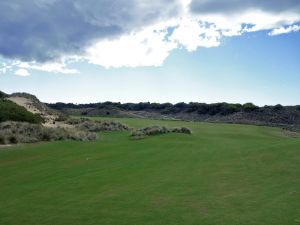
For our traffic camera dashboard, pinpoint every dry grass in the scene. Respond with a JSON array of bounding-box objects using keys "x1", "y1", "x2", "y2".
[
  {"x1": 66, "y1": 118, "x2": 130, "y2": 132},
  {"x1": 0, "y1": 121, "x2": 97, "y2": 145}
]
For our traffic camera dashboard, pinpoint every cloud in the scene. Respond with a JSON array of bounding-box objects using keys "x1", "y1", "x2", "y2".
[
  {"x1": 0, "y1": 0, "x2": 181, "y2": 62},
  {"x1": 0, "y1": 58, "x2": 79, "y2": 75},
  {"x1": 0, "y1": 0, "x2": 300, "y2": 71},
  {"x1": 85, "y1": 22, "x2": 177, "y2": 68},
  {"x1": 0, "y1": 62, "x2": 11, "y2": 74},
  {"x1": 15, "y1": 68, "x2": 30, "y2": 77},
  {"x1": 15, "y1": 61, "x2": 79, "y2": 74},
  {"x1": 189, "y1": 0, "x2": 300, "y2": 33},
  {"x1": 84, "y1": 17, "x2": 221, "y2": 68},
  {"x1": 269, "y1": 24, "x2": 300, "y2": 36},
  {"x1": 170, "y1": 18, "x2": 221, "y2": 51},
  {"x1": 189, "y1": 0, "x2": 300, "y2": 15}
]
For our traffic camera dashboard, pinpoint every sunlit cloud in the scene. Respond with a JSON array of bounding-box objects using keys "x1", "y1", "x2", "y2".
[
  {"x1": 269, "y1": 24, "x2": 300, "y2": 36},
  {"x1": 15, "y1": 68, "x2": 30, "y2": 77}
]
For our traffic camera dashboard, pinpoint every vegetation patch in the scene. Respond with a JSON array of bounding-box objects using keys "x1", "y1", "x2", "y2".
[
  {"x1": 0, "y1": 121, "x2": 97, "y2": 145},
  {"x1": 131, "y1": 125, "x2": 192, "y2": 139},
  {"x1": 66, "y1": 118, "x2": 130, "y2": 132},
  {"x1": 0, "y1": 91, "x2": 8, "y2": 99}
]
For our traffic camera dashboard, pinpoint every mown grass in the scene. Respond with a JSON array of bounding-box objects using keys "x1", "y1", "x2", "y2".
[{"x1": 0, "y1": 117, "x2": 299, "y2": 225}]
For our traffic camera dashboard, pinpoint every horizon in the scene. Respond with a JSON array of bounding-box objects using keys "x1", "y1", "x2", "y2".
[{"x1": 0, "y1": 1, "x2": 299, "y2": 105}]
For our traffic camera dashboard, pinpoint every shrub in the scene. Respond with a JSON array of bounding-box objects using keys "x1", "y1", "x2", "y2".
[
  {"x1": 9, "y1": 136, "x2": 18, "y2": 144},
  {"x1": 219, "y1": 103, "x2": 242, "y2": 115},
  {"x1": 186, "y1": 102, "x2": 200, "y2": 113},
  {"x1": 55, "y1": 113, "x2": 69, "y2": 122},
  {"x1": 77, "y1": 120, "x2": 129, "y2": 132},
  {"x1": 131, "y1": 126, "x2": 192, "y2": 138},
  {"x1": 171, "y1": 127, "x2": 192, "y2": 134},
  {"x1": 67, "y1": 118, "x2": 130, "y2": 132},
  {"x1": 242, "y1": 103, "x2": 259, "y2": 112},
  {"x1": 0, "y1": 136, "x2": 5, "y2": 145},
  {"x1": 273, "y1": 104, "x2": 284, "y2": 111},
  {"x1": 197, "y1": 103, "x2": 210, "y2": 114}
]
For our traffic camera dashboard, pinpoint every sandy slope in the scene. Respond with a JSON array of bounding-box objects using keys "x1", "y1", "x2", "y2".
[
  {"x1": 7, "y1": 96, "x2": 41, "y2": 114},
  {"x1": 7, "y1": 96, "x2": 71, "y2": 128}
]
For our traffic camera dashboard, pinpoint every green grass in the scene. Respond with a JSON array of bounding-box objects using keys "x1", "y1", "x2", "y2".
[{"x1": 0, "y1": 117, "x2": 299, "y2": 225}]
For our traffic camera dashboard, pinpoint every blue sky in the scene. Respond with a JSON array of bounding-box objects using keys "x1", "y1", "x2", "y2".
[{"x1": 0, "y1": 0, "x2": 299, "y2": 105}]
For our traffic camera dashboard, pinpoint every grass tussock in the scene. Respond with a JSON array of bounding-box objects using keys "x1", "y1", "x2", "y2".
[
  {"x1": 131, "y1": 125, "x2": 192, "y2": 139},
  {"x1": 0, "y1": 121, "x2": 97, "y2": 145},
  {"x1": 66, "y1": 118, "x2": 130, "y2": 132}
]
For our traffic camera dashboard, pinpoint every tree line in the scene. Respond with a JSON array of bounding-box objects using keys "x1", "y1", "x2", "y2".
[{"x1": 48, "y1": 101, "x2": 297, "y2": 116}]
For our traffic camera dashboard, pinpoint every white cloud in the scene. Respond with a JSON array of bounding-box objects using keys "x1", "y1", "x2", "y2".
[
  {"x1": 269, "y1": 24, "x2": 300, "y2": 36},
  {"x1": 15, "y1": 68, "x2": 30, "y2": 77},
  {"x1": 83, "y1": 4, "x2": 300, "y2": 68},
  {"x1": 15, "y1": 61, "x2": 79, "y2": 74},
  {"x1": 85, "y1": 22, "x2": 178, "y2": 68},
  {"x1": 191, "y1": 10, "x2": 300, "y2": 34},
  {"x1": 170, "y1": 18, "x2": 219, "y2": 51}
]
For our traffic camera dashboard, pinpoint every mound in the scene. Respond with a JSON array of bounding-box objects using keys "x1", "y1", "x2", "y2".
[
  {"x1": 7, "y1": 92, "x2": 68, "y2": 127},
  {"x1": 0, "y1": 99, "x2": 43, "y2": 124}
]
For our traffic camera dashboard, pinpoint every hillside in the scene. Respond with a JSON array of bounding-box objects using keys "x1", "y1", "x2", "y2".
[
  {"x1": 7, "y1": 93, "x2": 68, "y2": 127},
  {"x1": 0, "y1": 91, "x2": 43, "y2": 124},
  {"x1": 48, "y1": 102, "x2": 300, "y2": 129}
]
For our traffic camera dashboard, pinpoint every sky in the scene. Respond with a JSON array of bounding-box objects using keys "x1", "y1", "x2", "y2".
[{"x1": 0, "y1": 0, "x2": 299, "y2": 105}]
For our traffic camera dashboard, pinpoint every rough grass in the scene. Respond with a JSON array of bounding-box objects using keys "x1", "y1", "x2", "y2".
[
  {"x1": 0, "y1": 121, "x2": 97, "y2": 144},
  {"x1": 67, "y1": 118, "x2": 130, "y2": 132},
  {"x1": 0, "y1": 117, "x2": 299, "y2": 225}
]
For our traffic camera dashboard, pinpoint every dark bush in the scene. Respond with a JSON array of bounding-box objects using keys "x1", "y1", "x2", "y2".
[
  {"x1": 0, "y1": 136, "x2": 5, "y2": 145},
  {"x1": 0, "y1": 91, "x2": 8, "y2": 99},
  {"x1": 219, "y1": 103, "x2": 242, "y2": 115},
  {"x1": 242, "y1": 103, "x2": 259, "y2": 112},
  {"x1": 9, "y1": 136, "x2": 18, "y2": 144},
  {"x1": 186, "y1": 102, "x2": 200, "y2": 113},
  {"x1": 171, "y1": 127, "x2": 192, "y2": 134},
  {"x1": 273, "y1": 104, "x2": 284, "y2": 111},
  {"x1": 197, "y1": 103, "x2": 210, "y2": 114}
]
